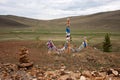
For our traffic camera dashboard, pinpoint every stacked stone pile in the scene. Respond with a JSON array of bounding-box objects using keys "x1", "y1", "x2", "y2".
[{"x1": 18, "y1": 47, "x2": 33, "y2": 68}]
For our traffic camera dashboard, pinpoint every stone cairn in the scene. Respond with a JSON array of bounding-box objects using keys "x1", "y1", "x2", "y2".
[{"x1": 18, "y1": 47, "x2": 33, "y2": 68}]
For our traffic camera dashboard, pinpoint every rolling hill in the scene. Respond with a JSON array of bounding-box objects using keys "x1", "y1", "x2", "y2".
[
  {"x1": 50, "y1": 10, "x2": 120, "y2": 31},
  {"x1": 0, "y1": 10, "x2": 120, "y2": 32},
  {"x1": 0, "y1": 15, "x2": 30, "y2": 28}
]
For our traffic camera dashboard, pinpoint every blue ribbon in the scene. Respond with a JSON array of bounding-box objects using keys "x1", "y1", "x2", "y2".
[{"x1": 66, "y1": 27, "x2": 70, "y2": 33}]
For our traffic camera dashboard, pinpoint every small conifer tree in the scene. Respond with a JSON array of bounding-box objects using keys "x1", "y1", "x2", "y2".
[{"x1": 103, "y1": 33, "x2": 112, "y2": 52}]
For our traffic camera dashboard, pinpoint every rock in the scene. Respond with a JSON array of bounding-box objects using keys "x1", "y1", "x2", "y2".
[
  {"x1": 58, "y1": 75, "x2": 69, "y2": 80},
  {"x1": 71, "y1": 72, "x2": 81, "y2": 79},
  {"x1": 18, "y1": 62, "x2": 33, "y2": 68},
  {"x1": 60, "y1": 64, "x2": 66, "y2": 75},
  {"x1": 38, "y1": 76, "x2": 45, "y2": 80},
  {"x1": 1, "y1": 71, "x2": 8, "y2": 78},
  {"x1": 80, "y1": 76, "x2": 86, "y2": 80},
  {"x1": 91, "y1": 71, "x2": 100, "y2": 77},
  {"x1": 82, "y1": 70, "x2": 92, "y2": 78},
  {"x1": 114, "y1": 68, "x2": 120, "y2": 73},
  {"x1": 106, "y1": 69, "x2": 113, "y2": 75},
  {"x1": 66, "y1": 77, "x2": 74, "y2": 80},
  {"x1": 10, "y1": 64, "x2": 18, "y2": 71},
  {"x1": 60, "y1": 70, "x2": 66, "y2": 75},
  {"x1": 32, "y1": 78, "x2": 37, "y2": 80},
  {"x1": 94, "y1": 76, "x2": 105, "y2": 80},
  {"x1": 108, "y1": 77, "x2": 112, "y2": 80},
  {"x1": 99, "y1": 72, "x2": 106, "y2": 78},
  {"x1": 110, "y1": 69, "x2": 118, "y2": 76},
  {"x1": 61, "y1": 64, "x2": 66, "y2": 70}
]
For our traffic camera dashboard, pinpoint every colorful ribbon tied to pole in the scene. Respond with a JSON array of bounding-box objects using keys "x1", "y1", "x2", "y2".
[{"x1": 66, "y1": 27, "x2": 70, "y2": 41}]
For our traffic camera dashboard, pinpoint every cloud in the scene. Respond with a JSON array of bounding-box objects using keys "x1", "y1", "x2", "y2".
[
  {"x1": 0, "y1": 0, "x2": 8, "y2": 4},
  {"x1": 0, "y1": 0, "x2": 120, "y2": 20},
  {"x1": 81, "y1": 0, "x2": 120, "y2": 15}
]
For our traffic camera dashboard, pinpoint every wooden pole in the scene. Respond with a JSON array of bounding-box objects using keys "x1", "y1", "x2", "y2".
[
  {"x1": 67, "y1": 18, "x2": 70, "y2": 26},
  {"x1": 66, "y1": 18, "x2": 71, "y2": 53}
]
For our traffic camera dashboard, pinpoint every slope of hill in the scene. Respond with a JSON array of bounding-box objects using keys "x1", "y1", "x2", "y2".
[
  {"x1": 3, "y1": 15, "x2": 47, "y2": 27},
  {"x1": 0, "y1": 15, "x2": 48, "y2": 30},
  {"x1": 0, "y1": 16, "x2": 29, "y2": 28},
  {"x1": 0, "y1": 10, "x2": 120, "y2": 31},
  {"x1": 50, "y1": 10, "x2": 120, "y2": 31}
]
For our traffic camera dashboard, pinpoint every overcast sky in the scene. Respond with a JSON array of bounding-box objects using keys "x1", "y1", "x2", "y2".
[{"x1": 0, "y1": 0, "x2": 120, "y2": 20}]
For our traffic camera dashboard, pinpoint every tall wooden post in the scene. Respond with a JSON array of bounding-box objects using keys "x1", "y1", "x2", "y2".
[{"x1": 66, "y1": 18, "x2": 71, "y2": 53}]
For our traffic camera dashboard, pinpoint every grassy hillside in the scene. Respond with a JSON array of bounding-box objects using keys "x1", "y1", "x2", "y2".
[
  {"x1": 0, "y1": 15, "x2": 29, "y2": 28},
  {"x1": 50, "y1": 10, "x2": 120, "y2": 32},
  {"x1": 0, "y1": 10, "x2": 120, "y2": 32}
]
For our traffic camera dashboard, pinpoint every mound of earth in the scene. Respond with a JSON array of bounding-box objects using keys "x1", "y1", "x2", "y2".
[{"x1": 0, "y1": 40, "x2": 119, "y2": 71}]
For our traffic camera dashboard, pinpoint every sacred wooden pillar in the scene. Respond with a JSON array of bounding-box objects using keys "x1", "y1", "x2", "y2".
[{"x1": 66, "y1": 18, "x2": 71, "y2": 53}]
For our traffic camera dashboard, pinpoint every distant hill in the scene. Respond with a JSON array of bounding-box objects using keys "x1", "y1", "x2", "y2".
[
  {"x1": 0, "y1": 10, "x2": 120, "y2": 31},
  {"x1": 0, "y1": 15, "x2": 29, "y2": 28},
  {"x1": 50, "y1": 10, "x2": 120, "y2": 31}
]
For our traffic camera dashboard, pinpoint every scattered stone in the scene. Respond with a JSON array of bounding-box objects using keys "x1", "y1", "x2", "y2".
[{"x1": 0, "y1": 64, "x2": 119, "y2": 80}]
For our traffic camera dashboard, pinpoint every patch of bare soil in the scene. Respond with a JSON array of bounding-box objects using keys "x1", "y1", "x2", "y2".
[
  {"x1": 0, "y1": 41, "x2": 120, "y2": 80},
  {"x1": 0, "y1": 40, "x2": 119, "y2": 71}
]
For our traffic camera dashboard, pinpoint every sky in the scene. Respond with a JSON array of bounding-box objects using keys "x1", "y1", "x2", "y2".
[{"x1": 0, "y1": 0, "x2": 120, "y2": 20}]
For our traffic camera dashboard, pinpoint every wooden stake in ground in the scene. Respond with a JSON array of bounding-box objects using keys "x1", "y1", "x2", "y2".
[{"x1": 66, "y1": 18, "x2": 71, "y2": 53}]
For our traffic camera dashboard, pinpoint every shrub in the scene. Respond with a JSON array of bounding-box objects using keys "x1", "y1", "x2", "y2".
[{"x1": 103, "y1": 33, "x2": 112, "y2": 52}]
